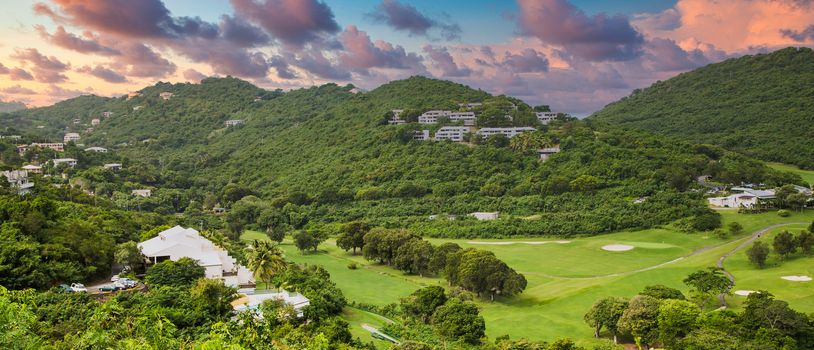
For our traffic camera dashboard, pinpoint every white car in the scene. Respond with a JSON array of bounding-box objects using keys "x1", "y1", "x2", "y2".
[
  {"x1": 111, "y1": 274, "x2": 120, "y2": 282},
  {"x1": 70, "y1": 283, "x2": 88, "y2": 293}
]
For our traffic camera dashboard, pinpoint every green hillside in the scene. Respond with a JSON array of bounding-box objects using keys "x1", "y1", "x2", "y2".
[
  {"x1": 0, "y1": 100, "x2": 25, "y2": 113},
  {"x1": 0, "y1": 76, "x2": 800, "y2": 238},
  {"x1": 591, "y1": 47, "x2": 814, "y2": 169}
]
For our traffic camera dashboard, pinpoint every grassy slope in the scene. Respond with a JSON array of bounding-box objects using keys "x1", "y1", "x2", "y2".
[
  {"x1": 768, "y1": 162, "x2": 814, "y2": 186},
  {"x1": 244, "y1": 210, "x2": 814, "y2": 345}
]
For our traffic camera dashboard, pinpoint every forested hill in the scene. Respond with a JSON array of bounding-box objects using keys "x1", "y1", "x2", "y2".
[
  {"x1": 0, "y1": 100, "x2": 26, "y2": 113},
  {"x1": 0, "y1": 76, "x2": 801, "y2": 237},
  {"x1": 591, "y1": 47, "x2": 814, "y2": 169}
]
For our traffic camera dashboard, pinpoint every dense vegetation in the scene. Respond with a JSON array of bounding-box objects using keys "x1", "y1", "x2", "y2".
[
  {"x1": 591, "y1": 47, "x2": 814, "y2": 169},
  {"x1": 0, "y1": 100, "x2": 25, "y2": 113}
]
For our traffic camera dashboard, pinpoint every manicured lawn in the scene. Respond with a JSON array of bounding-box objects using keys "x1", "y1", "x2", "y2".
[
  {"x1": 768, "y1": 162, "x2": 814, "y2": 185},
  {"x1": 342, "y1": 307, "x2": 395, "y2": 348},
  {"x1": 241, "y1": 210, "x2": 814, "y2": 346}
]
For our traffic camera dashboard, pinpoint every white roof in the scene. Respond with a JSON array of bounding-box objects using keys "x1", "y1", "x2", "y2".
[
  {"x1": 232, "y1": 290, "x2": 310, "y2": 312},
  {"x1": 22, "y1": 165, "x2": 41, "y2": 170},
  {"x1": 137, "y1": 226, "x2": 250, "y2": 276}
]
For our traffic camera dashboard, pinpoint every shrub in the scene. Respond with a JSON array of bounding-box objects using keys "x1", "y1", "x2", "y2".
[
  {"x1": 777, "y1": 209, "x2": 791, "y2": 217},
  {"x1": 347, "y1": 262, "x2": 358, "y2": 270}
]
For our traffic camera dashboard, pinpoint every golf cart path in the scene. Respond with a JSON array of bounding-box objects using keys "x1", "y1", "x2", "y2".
[
  {"x1": 362, "y1": 323, "x2": 400, "y2": 344},
  {"x1": 522, "y1": 222, "x2": 806, "y2": 281}
]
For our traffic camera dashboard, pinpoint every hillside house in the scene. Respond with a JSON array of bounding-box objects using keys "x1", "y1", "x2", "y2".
[
  {"x1": 232, "y1": 290, "x2": 310, "y2": 318},
  {"x1": 413, "y1": 130, "x2": 430, "y2": 141},
  {"x1": 22, "y1": 164, "x2": 42, "y2": 174},
  {"x1": 0, "y1": 135, "x2": 22, "y2": 140},
  {"x1": 225, "y1": 119, "x2": 244, "y2": 127},
  {"x1": 159, "y1": 92, "x2": 174, "y2": 100},
  {"x1": 708, "y1": 193, "x2": 757, "y2": 208},
  {"x1": 102, "y1": 111, "x2": 113, "y2": 118},
  {"x1": 388, "y1": 109, "x2": 406, "y2": 125},
  {"x1": 1, "y1": 170, "x2": 34, "y2": 195},
  {"x1": 17, "y1": 143, "x2": 64, "y2": 155},
  {"x1": 72, "y1": 118, "x2": 81, "y2": 124},
  {"x1": 212, "y1": 207, "x2": 226, "y2": 214},
  {"x1": 85, "y1": 128, "x2": 95, "y2": 133},
  {"x1": 133, "y1": 106, "x2": 143, "y2": 111},
  {"x1": 449, "y1": 111, "x2": 476, "y2": 126},
  {"x1": 731, "y1": 187, "x2": 776, "y2": 200},
  {"x1": 104, "y1": 163, "x2": 122, "y2": 171},
  {"x1": 435, "y1": 126, "x2": 470, "y2": 142},
  {"x1": 138, "y1": 226, "x2": 255, "y2": 287},
  {"x1": 132, "y1": 189, "x2": 152, "y2": 197},
  {"x1": 469, "y1": 212, "x2": 499, "y2": 220},
  {"x1": 52, "y1": 158, "x2": 77, "y2": 167},
  {"x1": 537, "y1": 146, "x2": 561, "y2": 161},
  {"x1": 535, "y1": 112, "x2": 558, "y2": 125},
  {"x1": 793, "y1": 185, "x2": 813, "y2": 195},
  {"x1": 459, "y1": 103, "x2": 482, "y2": 110},
  {"x1": 418, "y1": 110, "x2": 448, "y2": 124},
  {"x1": 476, "y1": 127, "x2": 536, "y2": 138},
  {"x1": 63, "y1": 133, "x2": 81, "y2": 142},
  {"x1": 91, "y1": 119, "x2": 101, "y2": 126},
  {"x1": 85, "y1": 146, "x2": 108, "y2": 153}
]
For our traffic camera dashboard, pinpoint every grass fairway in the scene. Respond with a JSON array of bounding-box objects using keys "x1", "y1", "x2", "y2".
[
  {"x1": 241, "y1": 210, "x2": 814, "y2": 345},
  {"x1": 768, "y1": 162, "x2": 814, "y2": 185}
]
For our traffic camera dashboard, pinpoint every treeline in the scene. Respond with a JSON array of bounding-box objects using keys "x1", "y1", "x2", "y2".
[{"x1": 747, "y1": 222, "x2": 814, "y2": 268}]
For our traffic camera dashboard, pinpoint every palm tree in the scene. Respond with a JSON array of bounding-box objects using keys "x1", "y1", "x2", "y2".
[{"x1": 247, "y1": 240, "x2": 287, "y2": 291}]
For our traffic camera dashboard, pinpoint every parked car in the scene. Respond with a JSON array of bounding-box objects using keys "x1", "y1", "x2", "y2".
[
  {"x1": 111, "y1": 274, "x2": 120, "y2": 282},
  {"x1": 119, "y1": 278, "x2": 138, "y2": 289},
  {"x1": 99, "y1": 284, "x2": 119, "y2": 292},
  {"x1": 70, "y1": 283, "x2": 87, "y2": 293},
  {"x1": 58, "y1": 284, "x2": 71, "y2": 293}
]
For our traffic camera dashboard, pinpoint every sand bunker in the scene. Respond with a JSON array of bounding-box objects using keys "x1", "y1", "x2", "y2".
[
  {"x1": 781, "y1": 276, "x2": 812, "y2": 282},
  {"x1": 734, "y1": 290, "x2": 756, "y2": 296},
  {"x1": 602, "y1": 244, "x2": 635, "y2": 252},
  {"x1": 467, "y1": 240, "x2": 570, "y2": 245}
]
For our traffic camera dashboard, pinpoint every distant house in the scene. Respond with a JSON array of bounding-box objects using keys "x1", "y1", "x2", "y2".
[
  {"x1": 448, "y1": 111, "x2": 476, "y2": 126},
  {"x1": 476, "y1": 127, "x2": 536, "y2": 138},
  {"x1": 0, "y1": 135, "x2": 22, "y2": 140},
  {"x1": 102, "y1": 111, "x2": 113, "y2": 118},
  {"x1": 91, "y1": 118, "x2": 101, "y2": 126},
  {"x1": 469, "y1": 212, "x2": 499, "y2": 220},
  {"x1": 159, "y1": 92, "x2": 174, "y2": 100},
  {"x1": 708, "y1": 193, "x2": 758, "y2": 208},
  {"x1": 212, "y1": 207, "x2": 226, "y2": 214},
  {"x1": 224, "y1": 119, "x2": 244, "y2": 127},
  {"x1": 458, "y1": 102, "x2": 482, "y2": 110},
  {"x1": 131, "y1": 189, "x2": 152, "y2": 197},
  {"x1": 413, "y1": 130, "x2": 430, "y2": 141},
  {"x1": 231, "y1": 290, "x2": 310, "y2": 318},
  {"x1": 72, "y1": 118, "x2": 81, "y2": 124},
  {"x1": 793, "y1": 185, "x2": 813, "y2": 195},
  {"x1": 133, "y1": 106, "x2": 143, "y2": 111},
  {"x1": 388, "y1": 109, "x2": 406, "y2": 125},
  {"x1": 138, "y1": 226, "x2": 255, "y2": 287},
  {"x1": 85, "y1": 128, "x2": 95, "y2": 133},
  {"x1": 535, "y1": 112, "x2": 558, "y2": 125},
  {"x1": 18, "y1": 143, "x2": 65, "y2": 155},
  {"x1": 63, "y1": 133, "x2": 81, "y2": 142},
  {"x1": 52, "y1": 158, "x2": 78, "y2": 167},
  {"x1": 103, "y1": 163, "x2": 122, "y2": 171},
  {"x1": 730, "y1": 187, "x2": 776, "y2": 200},
  {"x1": 1, "y1": 170, "x2": 34, "y2": 195},
  {"x1": 253, "y1": 96, "x2": 263, "y2": 102},
  {"x1": 537, "y1": 146, "x2": 561, "y2": 161},
  {"x1": 22, "y1": 164, "x2": 42, "y2": 174},
  {"x1": 85, "y1": 146, "x2": 108, "y2": 153},
  {"x1": 418, "y1": 110, "x2": 448, "y2": 124},
  {"x1": 435, "y1": 126, "x2": 470, "y2": 142}
]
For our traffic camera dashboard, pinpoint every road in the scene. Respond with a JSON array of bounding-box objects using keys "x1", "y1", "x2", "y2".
[{"x1": 362, "y1": 323, "x2": 400, "y2": 344}]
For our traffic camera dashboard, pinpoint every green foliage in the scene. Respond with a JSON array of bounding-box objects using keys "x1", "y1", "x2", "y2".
[
  {"x1": 144, "y1": 257, "x2": 205, "y2": 287},
  {"x1": 639, "y1": 285, "x2": 686, "y2": 300},
  {"x1": 336, "y1": 221, "x2": 370, "y2": 254},
  {"x1": 430, "y1": 298, "x2": 485, "y2": 344},
  {"x1": 584, "y1": 297, "x2": 628, "y2": 340},
  {"x1": 246, "y1": 240, "x2": 286, "y2": 287},
  {"x1": 772, "y1": 230, "x2": 797, "y2": 257},
  {"x1": 592, "y1": 47, "x2": 814, "y2": 169},
  {"x1": 746, "y1": 241, "x2": 770, "y2": 268},
  {"x1": 400, "y1": 286, "x2": 448, "y2": 324},
  {"x1": 682, "y1": 268, "x2": 730, "y2": 307},
  {"x1": 617, "y1": 295, "x2": 661, "y2": 348},
  {"x1": 113, "y1": 241, "x2": 143, "y2": 271},
  {"x1": 777, "y1": 209, "x2": 791, "y2": 217}
]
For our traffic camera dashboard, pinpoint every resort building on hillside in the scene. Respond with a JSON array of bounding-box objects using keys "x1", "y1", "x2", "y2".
[
  {"x1": 22, "y1": 164, "x2": 42, "y2": 174},
  {"x1": 102, "y1": 111, "x2": 113, "y2": 118},
  {"x1": 469, "y1": 212, "x2": 499, "y2": 220},
  {"x1": 138, "y1": 226, "x2": 255, "y2": 287},
  {"x1": 418, "y1": 110, "x2": 449, "y2": 124},
  {"x1": 708, "y1": 193, "x2": 758, "y2": 208},
  {"x1": 133, "y1": 106, "x2": 143, "y2": 111},
  {"x1": 476, "y1": 127, "x2": 536, "y2": 138},
  {"x1": 132, "y1": 189, "x2": 152, "y2": 197},
  {"x1": 73, "y1": 118, "x2": 81, "y2": 124},
  {"x1": 435, "y1": 126, "x2": 471, "y2": 142},
  {"x1": 159, "y1": 92, "x2": 174, "y2": 100},
  {"x1": 0, "y1": 135, "x2": 22, "y2": 140},
  {"x1": 388, "y1": 109, "x2": 406, "y2": 125},
  {"x1": 85, "y1": 146, "x2": 108, "y2": 153},
  {"x1": 225, "y1": 119, "x2": 244, "y2": 127},
  {"x1": 104, "y1": 163, "x2": 122, "y2": 171},
  {"x1": 537, "y1": 146, "x2": 561, "y2": 161},
  {"x1": 64, "y1": 133, "x2": 81, "y2": 142},
  {"x1": 52, "y1": 158, "x2": 77, "y2": 167},
  {"x1": 17, "y1": 143, "x2": 65, "y2": 155},
  {"x1": 459, "y1": 103, "x2": 482, "y2": 110},
  {"x1": 1, "y1": 170, "x2": 34, "y2": 195},
  {"x1": 535, "y1": 112, "x2": 558, "y2": 125},
  {"x1": 730, "y1": 187, "x2": 777, "y2": 201},
  {"x1": 413, "y1": 130, "x2": 430, "y2": 141},
  {"x1": 91, "y1": 118, "x2": 101, "y2": 126},
  {"x1": 448, "y1": 111, "x2": 476, "y2": 126},
  {"x1": 232, "y1": 290, "x2": 310, "y2": 318}
]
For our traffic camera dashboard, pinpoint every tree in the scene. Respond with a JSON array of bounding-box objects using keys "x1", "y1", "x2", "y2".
[
  {"x1": 569, "y1": 175, "x2": 601, "y2": 192},
  {"x1": 795, "y1": 230, "x2": 814, "y2": 255},
  {"x1": 362, "y1": 228, "x2": 415, "y2": 265},
  {"x1": 617, "y1": 295, "x2": 661, "y2": 349},
  {"x1": 429, "y1": 242, "x2": 461, "y2": 275},
  {"x1": 266, "y1": 227, "x2": 285, "y2": 243},
  {"x1": 113, "y1": 241, "x2": 143, "y2": 272},
  {"x1": 639, "y1": 285, "x2": 685, "y2": 300},
  {"x1": 336, "y1": 221, "x2": 370, "y2": 254},
  {"x1": 683, "y1": 268, "x2": 730, "y2": 307},
  {"x1": 293, "y1": 230, "x2": 322, "y2": 253},
  {"x1": 454, "y1": 249, "x2": 527, "y2": 300},
  {"x1": 772, "y1": 230, "x2": 797, "y2": 258},
  {"x1": 657, "y1": 299, "x2": 700, "y2": 348},
  {"x1": 190, "y1": 278, "x2": 238, "y2": 317},
  {"x1": 394, "y1": 239, "x2": 434, "y2": 276},
  {"x1": 584, "y1": 297, "x2": 628, "y2": 342},
  {"x1": 401, "y1": 286, "x2": 448, "y2": 323},
  {"x1": 746, "y1": 241, "x2": 770, "y2": 268},
  {"x1": 246, "y1": 240, "x2": 286, "y2": 290},
  {"x1": 787, "y1": 193, "x2": 808, "y2": 212},
  {"x1": 431, "y1": 298, "x2": 485, "y2": 345},
  {"x1": 145, "y1": 257, "x2": 205, "y2": 287},
  {"x1": 727, "y1": 222, "x2": 743, "y2": 236}
]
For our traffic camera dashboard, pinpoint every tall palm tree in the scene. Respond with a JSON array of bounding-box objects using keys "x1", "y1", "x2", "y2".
[{"x1": 247, "y1": 240, "x2": 287, "y2": 291}]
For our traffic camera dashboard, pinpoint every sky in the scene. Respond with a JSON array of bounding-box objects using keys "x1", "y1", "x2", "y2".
[{"x1": 0, "y1": 0, "x2": 813, "y2": 115}]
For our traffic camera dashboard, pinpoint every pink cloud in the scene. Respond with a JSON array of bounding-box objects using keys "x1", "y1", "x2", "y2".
[
  {"x1": 182, "y1": 68, "x2": 207, "y2": 82},
  {"x1": 338, "y1": 25, "x2": 425, "y2": 74},
  {"x1": 231, "y1": 0, "x2": 340, "y2": 47}
]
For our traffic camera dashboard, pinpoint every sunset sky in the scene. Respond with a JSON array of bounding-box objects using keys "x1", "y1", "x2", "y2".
[{"x1": 1, "y1": 0, "x2": 813, "y2": 115}]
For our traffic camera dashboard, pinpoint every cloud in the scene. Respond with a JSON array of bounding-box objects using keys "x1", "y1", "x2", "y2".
[
  {"x1": 338, "y1": 25, "x2": 425, "y2": 74},
  {"x1": 231, "y1": 0, "x2": 340, "y2": 47},
  {"x1": 168, "y1": 38, "x2": 270, "y2": 78},
  {"x1": 219, "y1": 15, "x2": 272, "y2": 48},
  {"x1": 641, "y1": 37, "x2": 719, "y2": 72},
  {"x1": 516, "y1": 0, "x2": 644, "y2": 61},
  {"x1": 422, "y1": 45, "x2": 472, "y2": 77},
  {"x1": 182, "y1": 68, "x2": 207, "y2": 82},
  {"x1": 0, "y1": 85, "x2": 37, "y2": 95},
  {"x1": 632, "y1": 8, "x2": 681, "y2": 32},
  {"x1": 290, "y1": 49, "x2": 351, "y2": 80},
  {"x1": 35, "y1": 25, "x2": 120, "y2": 55},
  {"x1": 366, "y1": 0, "x2": 461, "y2": 40},
  {"x1": 8, "y1": 68, "x2": 35, "y2": 81},
  {"x1": 10, "y1": 48, "x2": 70, "y2": 83},
  {"x1": 502, "y1": 49, "x2": 549, "y2": 73},
  {"x1": 77, "y1": 65, "x2": 128, "y2": 83},
  {"x1": 781, "y1": 25, "x2": 814, "y2": 42},
  {"x1": 269, "y1": 55, "x2": 298, "y2": 79},
  {"x1": 110, "y1": 43, "x2": 176, "y2": 78}
]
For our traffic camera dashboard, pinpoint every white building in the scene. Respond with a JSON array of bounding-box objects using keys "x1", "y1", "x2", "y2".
[
  {"x1": 459, "y1": 103, "x2": 482, "y2": 110},
  {"x1": 469, "y1": 212, "x2": 499, "y2": 220},
  {"x1": 159, "y1": 92, "x2": 174, "y2": 100},
  {"x1": 91, "y1": 118, "x2": 101, "y2": 126},
  {"x1": 418, "y1": 110, "x2": 448, "y2": 124},
  {"x1": 18, "y1": 143, "x2": 65, "y2": 155},
  {"x1": 85, "y1": 146, "x2": 108, "y2": 153},
  {"x1": 52, "y1": 158, "x2": 77, "y2": 167},
  {"x1": 72, "y1": 119, "x2": 81, "y2": 124},
  {"x1": 138, "y1": 226, "x2": 255, "y2": 287},
  {"x1": 731, "y1": 187, "x2": 776, "y2": 200},
  {"x1": 22, "y1": 164, "x2": 42, "y2": 174},
  {"x1": 413, "y1": 130, "x2": 430, "y2": 141},
  {"x1": 0, "y1": 135, "x2": 21, "y2": 140},
  {"x1": 388, "y1": 109, "x2": 406, "y2": 125},
  {"x1": 435, "y1": 126, "x2": 471, "y2": 142},
  {"x1": 477, "y1": 127, "x2": 536, "y2": 138},
  {"x1": 63, "y1": 133, "x2": 81, "y2": 142},
  {"x1": 449, "y1": 111, "x2": 476, "y2": 126},
  {"x1": 104, "y1": 163, "x2": 122, "y2": 171},
  {"x1": 225, "y1": 119, "x2": 244, "y2": 127},
  {"x1": 708, "y1": 193, "x2": 758, "y2": 208},
  {"x1": 535, "y1": 112, "x2": 558, "y2": 125},
  {"x1": 537, "y1": 146, "x2": 561, "y2": 161},
  {"x1": 132, "y1": 189, "x2": 152, "y2": 197},
  {"x1": 231, "y1": 290, "x2": 310, "y2": 318},
  {"x1": 1, "y1": 170, "x2": 33, "y2": 195},
  {"x1": 102, "y1": 111, "x2": 113, "y2": 118}
]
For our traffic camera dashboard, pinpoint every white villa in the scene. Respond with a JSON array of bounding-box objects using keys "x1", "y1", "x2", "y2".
[
  {"x1": 388, "y1": 109, "x2": 406, "y2": 125},
  {"x1": 132, "y1": 189, "x2": 152, "y2": 197},
  {"x1": 537, "y1": 146, "x2": 561, "y2": 161},
  {"x1": 91, "y1": 118, "x2": 101, "y2": 126},
  {"x1": 64, "y1": 133, "x2": 81, "y2": 142},
  {"x1": 85, "y1": 146, "x2": 108, "y2": 153},
  {"x1": 0, "y1": 135, "x2": 21, "y2": 140},
  {"x1": 22, "y1": 164, "x2": 42, "y2": 174},
  {"x1": 449, "y1": 111, "x2": 476, "y2": 126},
  {"x1": 225, "y1": 119, "x2": 244, "y2": 127},
  {"x1": 232, "y1": 290, "x2": 310, "y2": 318},
  {"x1": 469, "y1": 212, "x2": 499, "y2": 220},
  {"x1": 708, "y1": 193, "x2": 758, "y2": 208},
  {"x1": 477, "y1": 127, "x2": 536, "y2": 138},
  {"x1": 435, "y1": 126, "x2": 471, "y2": 142},
  {"x1": 104, "y1": 163, "x2": 122, "y2": 171},
  {"x1": 413, "y1": 130, "x2": 430, "y2": 141},
  {"x1": 102, "y1": 111, "x2": 113, "y2": 118},
  {"x1": 159, "y1": 92, "x2": 174, "y2": 100},
  {"x1": 17, "y1": 143, "x2": 65, "y2": 155},
  {"x1": 535, "y1": 112, "x2": 558, "y2": 125},
  {"x1": 52, "y1": 158, "x2": 77, "y2": 167},
  {"x1": 459, "y1": 103, "x2": 482, "y2": 110},
  {"x1": 138, "y1": 226, "x2": 255, "y2": 287},
  {"x1": 418, "y1": 110, "x2": 448, "y2": 124},
  {"x1": 2, "y1": 170, "x2": 34, "y2": 195},
  {"x1": 731, "y1": 187, "x2": 777, "y2": 200}
]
